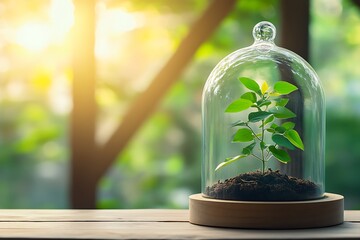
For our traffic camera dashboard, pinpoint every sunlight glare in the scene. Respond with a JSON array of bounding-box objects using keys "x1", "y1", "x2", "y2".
[
  {"x1": 15, "y1": 0, "x2": 74, "y2": 52},
  {"x1": 96, "y1": 3, "x2": 142, "y2": 59},
  {"x1": 15, "y1": 22, "x2": 51, "y2": 52},
  {"x1": 49, "y1": 74, "x2": 72, "y2": 115},
  {"x1": 50, "y1": 0, "x2": 74, "y2": 39}
]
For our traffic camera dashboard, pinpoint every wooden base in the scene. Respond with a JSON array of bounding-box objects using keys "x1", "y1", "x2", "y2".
[{"x1": 189, "y1": 193, "x2": 344, "y2": 229}]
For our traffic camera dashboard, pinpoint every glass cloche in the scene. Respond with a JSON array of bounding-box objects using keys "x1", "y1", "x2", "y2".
[{"x1": 201, "y1": 21, "x2": 325, "y2": 201}]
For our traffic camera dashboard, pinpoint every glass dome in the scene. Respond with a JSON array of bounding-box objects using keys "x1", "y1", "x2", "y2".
[{"x1": 202, "y1": 21, "x2": 325, "y2": 201}]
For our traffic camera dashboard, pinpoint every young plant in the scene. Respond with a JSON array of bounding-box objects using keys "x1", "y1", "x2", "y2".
[{"x1": 215, "y1": 77, "x2": 304, "y2": 174}]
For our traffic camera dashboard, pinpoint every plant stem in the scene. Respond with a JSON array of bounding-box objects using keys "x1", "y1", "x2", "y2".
[
  {"x1": 246, "y1": 124, "x2": 262, "y2": 141},
  {"x1": 251, "y1": 154, "x2": 263, "y2": 161}
]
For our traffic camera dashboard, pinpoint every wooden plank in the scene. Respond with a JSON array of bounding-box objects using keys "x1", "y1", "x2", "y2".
[
  {"x1": 0, "y1": 221, "x2": 359, "y2": 239},
  {"x1": 0, "y1": 209, "x2": 357, "y2": 222},
  {"x1": 345, "y1": 211, "x2": 360, "y2": 222},
  {"x1": 0, "y1": 209, "x2": 188, "y2": 222},
  {"x1": 0, "y1": 210, "x2": 357, "y2": 239}
]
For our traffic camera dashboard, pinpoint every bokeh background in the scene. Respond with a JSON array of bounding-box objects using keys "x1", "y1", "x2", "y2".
[{"x1": 0, "y1": 0, "x2": 359, "y2": 209}]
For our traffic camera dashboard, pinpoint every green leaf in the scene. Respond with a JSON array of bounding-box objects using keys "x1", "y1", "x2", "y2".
[
  {"x1": 215, "y1": 155, "x2": 247, "y2": 171},
  {"x1": 241, "y1": 92, "x2": 257, "y2": 103},
  {"x1": 275, "y1": 126, "x2": 286, "y2": 134},
  {"x1": 260, "y1": 141, "x2": 266, "y2": 150},
  {"x1": 248, "y1": 111, "x2": 273, "y2": 122},
  {"x1": 269, "y1": 106, "x2": 296, "y2": 119},
  {"x1": 225, "y1": 99, "x2": 253, "y2": 113},
  {"x1": 269, "y1": 92, "x2": 280, "y2": 97},
  {"x1": 242, "y1": 142, "x2": 256, "y2": 155},
  {"x1": 239, "y1": 77, "x2": 261, "y2": 94},
  {"x1": 284, "y1": 129, "x2": 304, "y2": 150},
  {"x1": 231, "y1": 120, "x2": 247, "y2": 127},
  {"x1": 233, "y1": 128, "x2": 254, "y2": 142},
  {"x1": 275, "y1": 98, "x2": 289, "y2": 107},
  {"x1": 272, "y1": 134, "x2": 295, "y2": 150},
  {"x1": 270, "y1": 123, "x2": 278, "y2": 129},
  {"x1": 269, "y1": 146, "x2": 291, "y2": 163},
  {"x1": 264, "y1": 115, "x2": 275, "y2": 125},
  {"x1": 282, "y1": 122, "x2": 295, "y2": 130},
  {"x1": 260, "y1": 115, "x2": 275, "y2": 128},
  {"x1": 266, "y1": 128, "x2": 275, "y2": 133},
  {"x1": 274, "y1": 81, "x2": 298, "y2": 95},
  {"x1": 257, "y1": 99, "x2": 272, "y2": 107}
]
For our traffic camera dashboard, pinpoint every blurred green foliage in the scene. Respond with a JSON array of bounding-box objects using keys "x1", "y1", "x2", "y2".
[{"x1": 0, "y1": 0, "x2": 359, "y2": 209}]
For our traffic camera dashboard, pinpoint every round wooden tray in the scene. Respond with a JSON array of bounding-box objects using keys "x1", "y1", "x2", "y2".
[{"x1": 189, "y1": 193, "x2": 344, "y2": 229}]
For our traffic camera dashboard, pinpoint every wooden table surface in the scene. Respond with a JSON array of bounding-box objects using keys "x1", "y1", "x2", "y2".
[{"x1": 0, "y1": 209, "x2": 359, "y2": 239}]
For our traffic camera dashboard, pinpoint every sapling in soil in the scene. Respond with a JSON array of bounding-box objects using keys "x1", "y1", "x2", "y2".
[
  {"x1": 206, "y1": 77, "x2": 320, "y2": 201},
  {"x1": 215, "y1": 77, "x2": 303, "y2": 174}
]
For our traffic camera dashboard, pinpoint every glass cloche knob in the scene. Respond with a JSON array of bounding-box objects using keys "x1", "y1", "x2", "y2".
[{"x1": 252, "y1": 21, "x2": 276, "y2": 43}]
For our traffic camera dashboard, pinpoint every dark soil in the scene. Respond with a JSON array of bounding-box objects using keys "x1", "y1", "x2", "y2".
[{"x1": 205, "y1": 169, "x2": 321, "y2": 201}]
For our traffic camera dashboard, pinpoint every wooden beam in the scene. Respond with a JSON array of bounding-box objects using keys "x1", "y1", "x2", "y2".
[
  {"x1": 94, "y1": 0, "x2": 236, "y2": 182},
  {"x1": 352, "y1": 0, "x2": 360, "y2": 9},
  {"x1": 70, "y1": 0, "x2": 97, "y2": 208},
  {"x1": 280, "y1": 0, "x2": 310, "y2": 61},
  {"x1": 279, "y1": 0, "x2": 310, "y2": 177}
]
